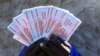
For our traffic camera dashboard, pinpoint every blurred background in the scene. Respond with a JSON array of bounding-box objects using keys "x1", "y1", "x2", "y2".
[{"x1": 0, "y1": 0, "x2": 100, "y2": 56}]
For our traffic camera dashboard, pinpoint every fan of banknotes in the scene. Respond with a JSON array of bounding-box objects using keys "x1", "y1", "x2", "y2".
[{"x1": 7, "y1": 6, "x2": 82, "y2": 46}]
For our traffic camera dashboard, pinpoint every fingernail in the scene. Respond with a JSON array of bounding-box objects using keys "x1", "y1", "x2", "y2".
[{"x1": 40, "y1": 43, "x2": 44, "y2": 47}]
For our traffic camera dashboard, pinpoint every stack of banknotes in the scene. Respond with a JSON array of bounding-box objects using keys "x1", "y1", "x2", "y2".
[{"x1": 7, "y1": 6, "x2": 82, "y2": 46}]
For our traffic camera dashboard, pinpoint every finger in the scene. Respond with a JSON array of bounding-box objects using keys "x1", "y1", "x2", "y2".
[
  {"x1": 57, "y1": 36, "x2": 71, "y2": 48},
  {"x1": 61, "y1": 44, "x2": 71, "y2": 53},
  {"x1": 50, "y1": 39, "x2": 70, "y2": 55},
  {"x1": 64, "y1": 41, "x2": 71, "y2": 48},
  {"x1": 50, "y1": 34, "x2": 71, "y2": 49},
  {"x1": 49, "y1": 41, "x2": 63, "y2": 55},
  {"x1": 47, "y1": 40, "x2": 69, "y2": 56},
  {"x1": 58, "y1": 37, "x2": 71, "y2": 49},
  {"x1": 40, "y1": 42, "x2": 55, "y2": 56},
  {"x1": 49, "y1": 34, "x2": 64, "y2": 49},
  {"x1": 49, "y1": 35, "x2": 70, "y2": 55},
  {"x1": 38, "y1": 51, "x2": 47, "y2": 56},
  {"x1": 24, "y1": 44, "x2": 40, "y2": 56},
  {"x1": 25, "y1": 38, "x2": 47, "y2": 56},
  {"x1": 29, "y1": 38, "x2": 48, "y2": 56},
  {"x1": 28, "y1": 45, "x2": 42, "y2": 56}
]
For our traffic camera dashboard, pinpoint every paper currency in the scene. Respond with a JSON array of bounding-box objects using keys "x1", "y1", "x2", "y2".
[
  {"x1": 7, "y1": 6, "x2": 82, "y2": 46},
  {"x1": 13, "y1": 13, "x2": 33, "y2": 43},
  {"x1": 7, "y1": 22, "x2": 31, "y2": 46}
]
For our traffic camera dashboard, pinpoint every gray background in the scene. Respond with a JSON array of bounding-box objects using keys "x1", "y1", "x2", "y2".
[{"x1": 0, "y1": 0, "x2": 100, "y2": 56}]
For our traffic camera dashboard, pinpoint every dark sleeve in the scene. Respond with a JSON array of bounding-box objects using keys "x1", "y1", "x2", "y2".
[
  {"x1": 19, "y1": 46, "x2": 28, "y2": 56},
  {"x1": 70, "y1": 44, "x2": 81, "y2": 56}
]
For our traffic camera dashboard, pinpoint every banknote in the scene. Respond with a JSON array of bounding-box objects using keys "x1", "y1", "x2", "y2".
[
  {"x1": 13, "y1": 13, "x2": 33, "y2": 43},
  {"x1": 51, "y1": 9, "x2": 81, "y2": 41},
  {"x1": 13, "y1": 35, "x2": 30, "y2": 46},
  {"x1": 35, "y1": 7, "x2": 49, "y2": 37},
  {"x1": 7, "y1": 22, "x2": 31, "y2": 45},
  {"x1": 22, "y1": 10, "x2": 41, "y2": 41}
]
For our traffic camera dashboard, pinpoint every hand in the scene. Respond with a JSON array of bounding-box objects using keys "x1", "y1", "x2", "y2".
[
  {"x1": 24, "y1": 37, "x2": 48, "y2": 56},
  {"x1": 24, "y1": 34, "x2": 71, "y2": 56},
  {"x1": 40, "y1": 34, "x2": 71, "y2": 56}
]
